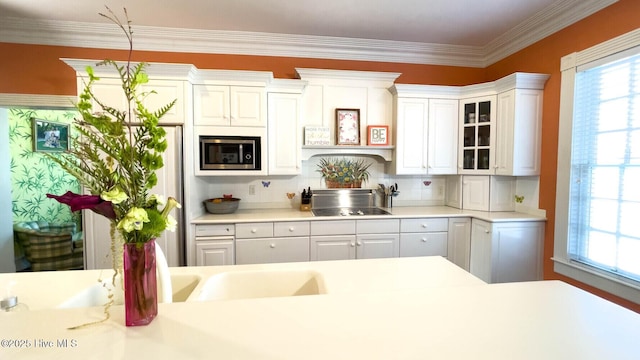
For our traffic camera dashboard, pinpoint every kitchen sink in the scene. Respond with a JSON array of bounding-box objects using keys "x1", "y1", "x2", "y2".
[
  {"x1": 192, "y1": 270, "x2": 327, "y2": 301},
  {"x1": 57, "y1": 274, "x2": 201, "y2": 309}
]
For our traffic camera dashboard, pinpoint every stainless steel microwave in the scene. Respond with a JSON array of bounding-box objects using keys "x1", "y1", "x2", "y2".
[{"x1": 199, "y1": 136, "x2": 261, "y2": 170}]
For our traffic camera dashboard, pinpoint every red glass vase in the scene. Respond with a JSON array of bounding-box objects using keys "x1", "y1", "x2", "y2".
[{"x1": 123, "y1": 239, "x2": 158, "y2": 326}]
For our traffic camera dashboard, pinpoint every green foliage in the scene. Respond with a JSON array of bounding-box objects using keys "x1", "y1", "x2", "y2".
[
  {"x1": 317, "y1": 157, "x2": 372, "y2": 185},
  {"x1": 44, "y1": 8, "x2": 178, "y2": 244}
]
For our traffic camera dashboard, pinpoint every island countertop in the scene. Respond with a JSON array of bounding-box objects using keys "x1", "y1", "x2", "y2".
[
  {"x1": 192, "y1": 205, "x2": 547, "y2": 224},
  {"x1": 1, "y1": 257, "x2": 639, "y2": 359}
]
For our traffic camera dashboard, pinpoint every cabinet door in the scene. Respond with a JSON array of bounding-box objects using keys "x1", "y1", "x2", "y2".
[
  {"x1": 195, "y1": 239, "x2": 234, "y2": 266},
  {"x1": 356, "y1": 234, "x2": 399, "y2": 259},
  {"x1": 496, "y1": 89, "x2": 543, "y2": 176},
  {"x1": 428, "y1": 98, "x2": 458, "y2": 174},
  {"x1": 469, "y1": 219, "x2": 492, "y2": 283},
  {"x1": 459, "y1": 95, "x2": 496, "y2": 175},
  {"x1": 230, "y1": 86, "x2": 266, "y2": 127},
  {"x1": 399, "y1": 232, "x2": 447, "y2": 257},
  {"x1": 310, "y1": 235, "x2": 356, "y2": 261},
  {"x1": 394, "y1": 98, "x2": 428, "y2": 174},
  {"x1": 194, "y1": 85, "x2": 230, "y2": 126},
  {"x1": 236, "y1": 237, "x2": 310, "y2": 265},
  {"x1": 268, "y1": 93, "x2": 301, "y2": 174},
  {"x1": 140, "y1": 80, "x2": 186, "y2": 124},
  {"x1": 448, "y1": 217, "x2": 471, "y2": 271},
  {"x1": 462, "y1": 176, "x2": 490, "y2": 211},
  {"x1": 492, "y1": 222, "x2": 544, "y2": 283}
]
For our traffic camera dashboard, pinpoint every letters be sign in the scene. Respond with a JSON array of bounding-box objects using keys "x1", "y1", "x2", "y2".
[{"x1": 367, "y1": 125, "x2": 389, "y2": 146}]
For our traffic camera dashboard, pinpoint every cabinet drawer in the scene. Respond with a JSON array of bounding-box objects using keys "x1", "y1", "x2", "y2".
[
  {"x1": 356, "y1": 219, "x2": 400, "y2": 234},
  {"x1": 236, "y1": 237, "x2": 310, "y2": 264},
  {"x1": 310, "y1": 220, "x2": 356, "y2": 236},
  {"x1": 400, "y1": 218, "x2": 448, "y2": 233},
  {"x1": 236, "y1": 222, "x2": 274, "y2": 238},
  {"x1": 399, "y1": 232, "x2": 448, "y2": 257},
  {"x1": 274, "y1": 221, "x2": 310, "y2": 237},
  {"x1": 195, "y1": 224, "x2": 235, "y2": 237}
]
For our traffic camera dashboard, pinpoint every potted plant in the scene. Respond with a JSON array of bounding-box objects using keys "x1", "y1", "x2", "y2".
[{"x1": 317, "y1": 157, "x2": 371, "y2": 188}]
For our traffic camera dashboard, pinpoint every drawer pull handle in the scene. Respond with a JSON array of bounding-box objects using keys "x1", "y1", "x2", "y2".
[
  {"x1": 270, "y1": 243, "x2": 276, "y2": 248},
  {"x1": 421, "y1": 224, "x2": 428, "y2": 228},
  {"x1": 350, "y1": 242, "x2": 356, "y2": 247},
  {"x1": 289, "y1": 227, "x2": 295, "y2": 232},
  {"x1": 251, "y1": 229, "x2": 257, "y2": 233},
  {"x1": 356, "y1": 241, "x2": 362, "y2": 246},
  {"x1": 421, "y1": 238, "x2": 427, "y2": 242}
]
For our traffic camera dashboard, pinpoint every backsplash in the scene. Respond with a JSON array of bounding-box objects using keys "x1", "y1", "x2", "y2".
[
  {"x1": 200, "y1": 155, "x2": 447, "y2": 210},
  {"x1": 8, "y1": 108, "x2": 81, "y2": 224}
]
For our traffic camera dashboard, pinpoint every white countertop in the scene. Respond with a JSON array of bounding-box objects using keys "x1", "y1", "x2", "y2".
[
  {"x1": 1, "y1": 257, "x2": 639, "y2": 359},
  {"x1": 192, "y1": 205, "x2": 547, "y2": 224}
]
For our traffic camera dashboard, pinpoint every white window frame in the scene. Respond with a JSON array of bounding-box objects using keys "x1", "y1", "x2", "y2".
[{"x1": 555, "y1": 28, "x2": 640, "y2": 304}]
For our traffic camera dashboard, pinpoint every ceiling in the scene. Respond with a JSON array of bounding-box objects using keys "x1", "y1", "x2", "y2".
[{"x1": 0, "y1": 0, "x2": 618, "y2": 67}]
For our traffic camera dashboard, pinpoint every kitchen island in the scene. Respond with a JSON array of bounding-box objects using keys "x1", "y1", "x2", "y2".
[{"x1": 1, "y1": 257, "x2": 639, "y2": 359}]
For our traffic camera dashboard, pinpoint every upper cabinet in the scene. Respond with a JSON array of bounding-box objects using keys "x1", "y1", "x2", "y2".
[
  {"x1": 390, "y1": 85, "x2": 459, "y2": 175},
  {"x1": 194, "y1": 85, "x2": 266, "y2": 127},
  {"x1": 458, "y1": 73, "x2": 549, "y2": 176},
  {"x1": 495, "y1": 88, "x2": 544, "y2": 176},
  {"x1": 458, "y1": 95, "x2": 496, "y2": 175}
]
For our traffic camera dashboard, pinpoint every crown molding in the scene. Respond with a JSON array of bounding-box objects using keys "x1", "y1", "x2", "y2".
[
  {"x1": 0, "y1": 0, "x2": 618, "y2": 68},
  {"x1": 482, "y1": 0, "x2": 619, "y2": 66},
  {"x1": 0, "y1": 94, "x2": 75, "y2": 108}
]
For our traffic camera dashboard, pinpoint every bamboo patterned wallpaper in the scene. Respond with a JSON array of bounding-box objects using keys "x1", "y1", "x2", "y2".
[{"x1": 9, "y1": 108, "x2": 81, "y2": 224}]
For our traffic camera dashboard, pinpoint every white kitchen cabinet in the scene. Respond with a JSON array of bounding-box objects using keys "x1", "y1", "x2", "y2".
[
  {"x1": 194, "y1": 224, "x2": 236, "y2": 266},
  {"x1": 310, "y1": 220, "x2": 356, "y2": 261},
  {"x1": 235, "y1": 222, "x2": 310, "y2": 265},
  {"x1": 470, "y1": 219, "x2": 544, "y2": 283},
  {"x1": 447, "y1": 217, "x2": 471, "y2": 271},
  {"x1": 461, "y1": 175, "x2": 515, "y2": 212},
  {"x1": 391, "y1": 89, "x2": 458, "y2": 175},
  {"x1": 267, "y1": 92, "x2": 302, "y2": 175},
  {"x1": 194, "y1": 85, "x2": 266, "y2": 127},
  {"x1": 458, "y1": 95, "x2": 496, "y2": 175},
  {"x1": 356, "y1": 219, "x2": 400, "y2": 259},
  {"x1": 399, "y1": 218, "x2": 448, "y2": 257},
  {"x1": 393, "y1": 97, "x2": 428, "y2": 174},
  {"x1": 495, "y1": 88, "x2": 543, "y2": 176},
  {"x1": 81, "y1": 77, "x2": 187, "y2": 125},
  {"x1": 195, "y1": 239, "x2": 234, "y2": 266}
]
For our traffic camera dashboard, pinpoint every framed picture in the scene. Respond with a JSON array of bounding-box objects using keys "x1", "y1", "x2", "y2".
[
  {"x1": 367, "y1": 125, "x2": 389, "y2": 146},
  {"x1": 336, "y1": 108, "x2": 360, "y2": 145},
  {"x1": 32, "y1": 118, "x2": 70, "y2": 152}
]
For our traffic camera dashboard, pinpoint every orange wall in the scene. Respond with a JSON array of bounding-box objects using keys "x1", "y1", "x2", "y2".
[
  {"x1": 486, "y1": 0, "x2": 640, "y2": 313},
  {"x1": 0, "y1": 43, "x2": 486, "y2": 96},
  {"x1": 1, "y1": 0, "x2": 639, "y2": 312}
]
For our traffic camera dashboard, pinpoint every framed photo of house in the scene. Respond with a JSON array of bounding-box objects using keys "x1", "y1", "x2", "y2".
[
  {"x1": 32, "y1": 118, "x2": 70, "y2": 152},
  {"x1": 367, "y1": 125, "x2": 389, "y2": 146},
  {"x1": 336, "y1": 108, "x2": 360, "y2": 145}
]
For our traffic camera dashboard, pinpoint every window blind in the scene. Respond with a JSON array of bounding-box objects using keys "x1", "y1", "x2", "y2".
[{"x1": 569, "y1": 51, "x2": 640, "y2": 282}]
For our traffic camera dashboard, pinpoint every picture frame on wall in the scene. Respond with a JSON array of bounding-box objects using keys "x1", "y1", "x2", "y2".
[
  {"x1": 336, "y1": 108, "x2": 360, "y2": 145},
  {"x1": 367, "y1": 125, "x2": 389, "y2": 146},
  {"x1": 32, "y1": 118, "x2": 70, "y2": 152}
]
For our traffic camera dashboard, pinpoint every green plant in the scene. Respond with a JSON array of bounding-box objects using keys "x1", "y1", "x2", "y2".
[
  {"x1": 316, "y1": 157, "x2": 371, "y2": 186},
  {"x1": 46, "y1": 7, "x2": 180, "y2": 246}
]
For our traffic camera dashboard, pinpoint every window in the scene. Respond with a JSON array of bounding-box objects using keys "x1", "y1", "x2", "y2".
[
  {"x1": 555, "y1": 29, "x2": 640, "y2": 303},
  {"x1": 569, "y1": 53, "x2": 640, "y2": 282}
]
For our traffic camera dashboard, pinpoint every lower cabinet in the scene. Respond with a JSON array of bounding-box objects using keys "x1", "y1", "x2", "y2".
[
  {"x1": 469, "y1": 219, "x2": 544, "y2": 283},
  {"x1": 447, "y1": 217, "x2": 471, "y2": 271},
  {"x1": 399, "y1": 218, "x2": 448, "y2": 257},
  {"x1": 235, "y1": 222, "x2": 310, "y2": 265},
  {"x1": 194, "y1": 224, "x2": 235, "y2": 266}
]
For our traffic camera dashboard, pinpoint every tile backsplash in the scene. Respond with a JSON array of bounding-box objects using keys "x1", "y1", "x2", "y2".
[{"x1": 200, "y1": 155, "x2": 447, "y2": 209}]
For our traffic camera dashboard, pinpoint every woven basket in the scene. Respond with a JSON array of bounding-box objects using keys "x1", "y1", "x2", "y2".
[{"x1": 325, "y1": 180, "x2": 362, "y2": 188}]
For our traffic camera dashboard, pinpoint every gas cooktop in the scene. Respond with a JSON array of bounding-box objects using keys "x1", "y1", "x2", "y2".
[{"x1": 311, "y1": 207, "x2": 391, "y2": 217}]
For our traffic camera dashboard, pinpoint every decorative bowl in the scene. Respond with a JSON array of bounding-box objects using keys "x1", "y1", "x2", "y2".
[{"x1": 204, "y1": 198, "x2": 241, "y2": 214}]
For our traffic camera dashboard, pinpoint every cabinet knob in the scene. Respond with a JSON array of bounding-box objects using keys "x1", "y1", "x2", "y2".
[
  {"x1": 270, "y1": 243, "x2": 276, "y2": 248},
  {"x1": 225, "y1": 228, "x2": 230, "y2": 232},
  {"x1": 356, "y1": 241, "x2": 362, "y2": 246},
  {"x1": 421, "y1": 224, "x2": 428, "y2": 228},
  {"x1": 251, "y1": 229, "x2": 257, "y2": 233},
  {"x1": 421, "y1": 237, "x2": 427, "y2": 242},
  {"x1": 484, "y1": 229, "x2": 490, "y2": 234},
  {"x1": 350, "y1": 242, "x2": 356, "y2": 247},
  {"x1": 288, "y1": 227, "x2": 295, "y2": 232}
]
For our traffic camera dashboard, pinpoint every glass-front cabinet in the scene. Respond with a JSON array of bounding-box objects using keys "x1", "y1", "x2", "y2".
[{"x1": 459, "y1": 95, "x2": 496, "y2": 174}]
